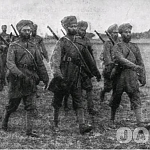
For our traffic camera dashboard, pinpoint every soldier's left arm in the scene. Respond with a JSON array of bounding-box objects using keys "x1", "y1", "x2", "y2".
[{"x1": 35, "y1": 48, "x2": 49, "y2": 85}]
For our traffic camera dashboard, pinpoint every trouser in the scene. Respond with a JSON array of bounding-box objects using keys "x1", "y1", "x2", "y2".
[
  {"x1": 52, "y1": 80, "x2": 83, "y2": 126},
  {"x1": 86, "y1": 89, "x2": 94, "y2": 111},
  {"x1": 3, "y1": 93, "x2": 36, "y2": 133},
  {"x1": 109, "y1": 70, "x2": 141, "y2": 120}
]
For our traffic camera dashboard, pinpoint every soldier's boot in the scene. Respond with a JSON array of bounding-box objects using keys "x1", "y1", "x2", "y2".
[
  {"x1": 1, "y1": 111, "x2": 10, "y2": 131},
  {"x1": 53, "y1": 108, "x2": 59, "y2": 132},
  {"x1": 109, "y1": 107, "x2": 117, "y2": 128},
  {"x1": 76, "y1": 108, "x2": 93, "y2": 135},
  {"x1": 26, "y1": 111, "x2": 39, "y2": 138},
  {"x1": 87, "y1": 90, "x2": 97, "y2": 116},
  {"x1": 133, "y1": 108, "x2": 145, "y2": 127},
  {"x1": 100, "y1": 90, "x2": 105, "y2": 102}
]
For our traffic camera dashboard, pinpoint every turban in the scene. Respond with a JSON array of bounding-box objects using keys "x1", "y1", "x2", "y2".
[
  {"x1": 77, "y1": 21, "x2": 88, "y2": 30},
  {"x1": 61, "y1": 16, "x2": 77, "y2": 28},
  {"x1": 107, "y1": 24, "x2": 118, "y2": 33},
  {"x1": 118, "y1": 23, "x2": 132, "y2": 34},
  {"x1": 16, "y1": 20, "x2": 33, "y2": 32},
  {"x1": 1, "y1": 25, "x2": 7, "y2": 29}
]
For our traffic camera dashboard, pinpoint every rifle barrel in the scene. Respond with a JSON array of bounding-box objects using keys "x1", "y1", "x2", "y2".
[
  {"x1": 47, "y1": 26, "x2": 59, "y2": 40},
  {"x1": 94, "y1": 30, "x2": 105, "y2": 43},
  {"x1": 11, "y1": 24, "x2": 19, "y2": 37},
  {"x1": 61, "y1": 29, "x2": 65, "y2": 36},
  {"x1": 105, "y1": 31, "x2": 115, "y2": 45}
]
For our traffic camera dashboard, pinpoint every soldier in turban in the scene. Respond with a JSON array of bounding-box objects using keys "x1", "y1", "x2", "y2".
[
  {"x1": 109, "y1": 23, "x2": 146, "y2": 127},
  {"x1": 100, "y1": 24, "x2": 120, "y2": 103},
  {"x1": 50, "y1": 16, "x2": 93, "y2": 134},
  {"x1": 1, "y1": 20, "x2": 49, "y2": 137}
]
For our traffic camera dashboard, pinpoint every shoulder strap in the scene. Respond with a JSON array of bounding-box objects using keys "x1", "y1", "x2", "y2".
[
  {"x1": 63, "y1": 36, "x2": 92, "y2": 75},
  {"x1": 14, "y1": 42, "x2": 38, "y2": 69},
  {"x1": 117, "y1": 43, "x2": 131, "y2": 59}
]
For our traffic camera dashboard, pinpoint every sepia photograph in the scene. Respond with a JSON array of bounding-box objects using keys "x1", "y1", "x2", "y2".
[{"x1": 0, "y1": 0, "x2": 150, "y2": 149}]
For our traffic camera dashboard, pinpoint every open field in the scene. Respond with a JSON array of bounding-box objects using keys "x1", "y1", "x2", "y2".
[{"x1": 0, "y1": 40, "x2": 150, "y2": 149}]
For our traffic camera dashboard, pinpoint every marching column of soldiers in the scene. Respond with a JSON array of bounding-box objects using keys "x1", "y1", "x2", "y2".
[{"x1": 0, "y1": 15, "x2": 148, "y2": 137}]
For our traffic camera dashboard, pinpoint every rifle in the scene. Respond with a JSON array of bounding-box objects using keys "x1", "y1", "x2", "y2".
[
  {"x1": 0, "y1": 35, "x2": 9, "y2": 46},
  {"x1": 61, "y1": 29, "x2": 65, "y2": 35},
  {"x1": 94, "y1": 30, "x2": 105, "y2": 43},
  {"x1": 11, "y1": 24, "x2": 19, "y2": 37},
  {"x1": 47, "y1": 26, "x2": 59, "y2": 40},
  {"x1": 105, "y1": 31, "x2": 115, "y2": 45}
]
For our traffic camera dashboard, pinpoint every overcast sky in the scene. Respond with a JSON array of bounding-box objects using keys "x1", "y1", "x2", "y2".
[{"x1": 0, "y1": 0, "x2": 150, "y2": 37}]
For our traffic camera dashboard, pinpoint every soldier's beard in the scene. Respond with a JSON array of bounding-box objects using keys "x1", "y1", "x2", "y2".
[
  {"x1": 68, "y1": 29, "x2": 77, "y2": 35},
  {"x1": 20, "y1": 33, "x2": 30, "y2": 40},
  {"x1": 122, "y1": 36, "x2": 131, "y2": 43}
]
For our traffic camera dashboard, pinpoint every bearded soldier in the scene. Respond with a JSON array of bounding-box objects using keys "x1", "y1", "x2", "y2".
[
  {"x1": 50, "y1": 16, "x2": 93, "y2": 134},
  {"x1": 31, "y1": 24, "x2": 49, "y2": 63},
  {"x1": 100, "y1": 24, "x2": 120, "y2": 102},
  {"x1": 109, "y1": 23, "x2": 146, "y2": 126},
  {"x1": 1, "y1": 20, "x2": 49, "y2": 137}
]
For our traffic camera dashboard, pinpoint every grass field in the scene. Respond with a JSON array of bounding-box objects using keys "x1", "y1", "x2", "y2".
[{"x1": 0, "y1": 40, "x2": 150, "y2": 149}]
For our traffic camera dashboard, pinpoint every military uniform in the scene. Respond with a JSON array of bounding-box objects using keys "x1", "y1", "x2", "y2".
[
  {"x1": 51, "y1": 36, "x2": 83, "y2": 110},
  {"x1": 110, "y1": 42, "x2": 146, "y2": 110},
  {"x1": 109, "y1": 23, "x2": 146, "y2": 125},
  {"x1": 50, "y1": 16, "x2": 93, "y2": 134},
  {"x1": 75, "y1": 34, "x2": 101, "y2": 114},
  {"x1": 2, "y1": 20, "x2": 49, "y2": 137}
]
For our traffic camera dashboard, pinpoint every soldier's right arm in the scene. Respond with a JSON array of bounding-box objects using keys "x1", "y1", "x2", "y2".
[
  {"x1": 112, "y1": 44, "x2": 139, "y2": 70},
  {"x1": 50, "y1": 39, "x2": 63, "y2": 78},
  {"x1": 6, "y1": 44, "x2": 24, "y2": 77}
]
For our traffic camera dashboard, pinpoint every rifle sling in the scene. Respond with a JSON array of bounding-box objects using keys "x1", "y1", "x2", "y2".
[
  {"x1": 63, "y1": 36, "x2": 92, "y2": 76},
  {"x1": 14, "y1": 43, "x2": 38, "y2": 70}
]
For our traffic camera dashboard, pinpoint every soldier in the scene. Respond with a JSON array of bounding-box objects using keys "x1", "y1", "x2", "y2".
[
  {"x1": 109, "y1": 23, "x2": 146, "y2": 126},
  {"x1": 100, "y1": 24, "x2": 119, "y2": 102},
  {"x1": 31, "y1": 24, "x2": 49, "y2": 63},
  {"x1": 75, "y1": 21, "x2": 101, "y2": 115},
  {"x1": 1, "y1": 20, "x2": 49, "y2": 137},
  {"x1": 0, "y1": 25, "x2": 11, "y2": 89},
  {"x1": 50, "y1": 16, "x2": 93, "y2": 134}
]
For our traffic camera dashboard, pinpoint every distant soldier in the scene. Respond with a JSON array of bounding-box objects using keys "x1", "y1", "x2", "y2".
[
  {"x1": 31, "y1": 24, "x2": 49, "y2": 63},
  {"x1": 100, "y1": 24, "x2": 120, "y2": 102},
  {"x1": 0, "y1": 25, "x2": 11, "y2": 89},
  {"x1": 1, "y1": 20, "x2": 49, "y2": 137},
  {"x1": 68, "y1": 20, "x2": 101, "y2": 115},
  {"x1": 50, "y1": 16, "x2": 93, "y2": 134},
  {"x1": 110, "y1": 23, "x2": 146, "y2": 126}
]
